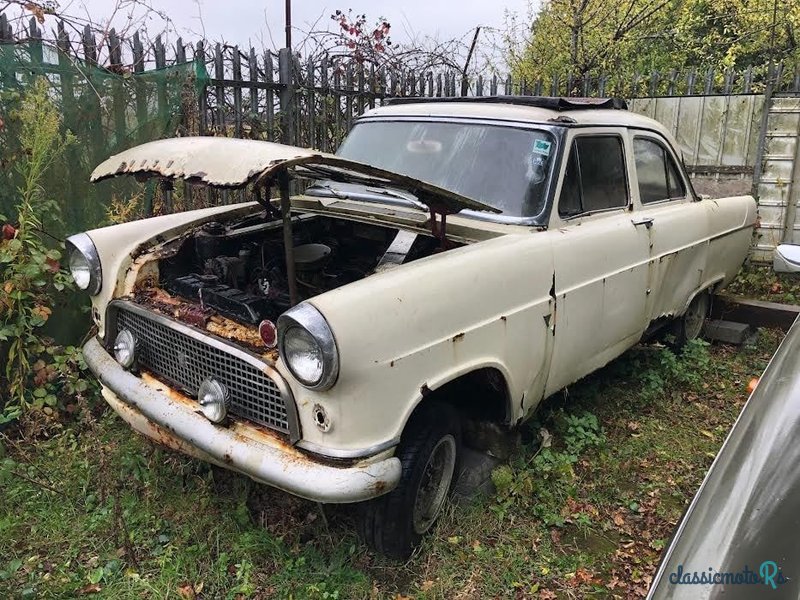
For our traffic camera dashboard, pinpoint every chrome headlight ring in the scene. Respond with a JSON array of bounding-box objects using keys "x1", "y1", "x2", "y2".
[
  {"x1": 65, "y1": 232, "x2": 102, "y2": 295},
  {"x1": 277, "y1": 302, "x2": 339, "y2": 391}
]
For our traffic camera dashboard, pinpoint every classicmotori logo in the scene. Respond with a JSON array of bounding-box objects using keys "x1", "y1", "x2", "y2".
[{"x1": 669, "y1": 561, "x2": 787, "y2": 589}]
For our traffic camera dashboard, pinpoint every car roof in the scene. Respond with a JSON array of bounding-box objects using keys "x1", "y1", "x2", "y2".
[{"x1": 360, "y1": 100, "x2": 677, "y2": 146}]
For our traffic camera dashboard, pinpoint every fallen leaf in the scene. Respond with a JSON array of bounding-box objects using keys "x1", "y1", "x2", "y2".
[
  {"x1": 177, "y1": 583, "x2": 195, "y2": 599},
  {"x1": 78, "y1": 584, "x2": 102, "y2": 595},
  {"x1": 539, "y1": 428, "x2": 552, "y2": 448}
]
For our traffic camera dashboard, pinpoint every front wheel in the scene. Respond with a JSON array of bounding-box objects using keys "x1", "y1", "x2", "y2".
[{"x1": 357, "y1": 403, "x2": 461, "y2": 559}]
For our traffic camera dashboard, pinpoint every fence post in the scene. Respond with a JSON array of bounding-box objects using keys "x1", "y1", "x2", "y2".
[
  {"x1": 108, "y1": 29, "x2": 128, "y2": 151},
  {"x1": 214, "y1": 43, "x2": 224, "y2": 133},
  {"x1": 307, "y1": 57, "x2": 316, "y2": 148},
  {"x1": 232, "y1": 46, "x2": 242, "y2": 138},
  {"x1": 176, "y1": 38, "x2": 186, "y2": 63},
  {"x1": 248, "y1": 47, "x2": 258, "y2": 125},
  {"x1": 0, "y1": 13, "x2": 12, "y2": 87},
  {"x1": 0, "y1": 12, "x2": 10, "y2": 41},
  {"x1": 743, "y1": 66, "x2": 753, "y2": 94},
  {"x1": 131, "y1": 32, "x2": 149, "y2": 143},
  {"x1": 667, "y1": 69, "x2": 678, "y2": 96},
  {"x1": 278, "y1": 47, "x2": 295, "y2": 146},
  {"x1": 27, "y1": 17, "x2": 43, "y2": 65},
  {"x1": 345, "y1": 63, "x2": 354, "y2": 131},
  {"x1": 195, "y1": 41, "x2": 208, "y2": 135},
  {"x1": 265, "y1": 51, "x2": 275, "y2": 140}
]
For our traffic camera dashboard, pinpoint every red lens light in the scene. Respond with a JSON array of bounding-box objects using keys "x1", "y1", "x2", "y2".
[{"x1": 259, "y1": 319, "x2": 278, "y2": 348}]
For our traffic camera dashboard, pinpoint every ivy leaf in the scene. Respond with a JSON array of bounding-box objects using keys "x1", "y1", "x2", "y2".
[{"x1": 87, "y1": 566, "x2": 104, "y2": 585}]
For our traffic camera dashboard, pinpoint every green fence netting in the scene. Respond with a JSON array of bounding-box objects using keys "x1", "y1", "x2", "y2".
[{"x1": 0, "y1": 41, "x2": 208, "y2": 236}]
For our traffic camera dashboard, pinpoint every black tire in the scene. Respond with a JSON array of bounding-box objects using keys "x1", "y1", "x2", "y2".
[
  {"x1": 358, "y1": 402, "x2": 461, "y2": 559},
  {"x1": 670, "y1": 291, "x2": 710, "y2": 347}
]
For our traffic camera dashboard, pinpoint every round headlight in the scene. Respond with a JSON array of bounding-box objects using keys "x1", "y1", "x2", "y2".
[
  {"x1": 66, "y1": 233, "x2": 102, "y2": 295},
  {"x1": 283, "y1": 326, "x2": 324, "y2": 385},
  {"x1": 197, "y1": 378, "x2": 230, "y2": 423},
  {"x1": 69, "y1": 250, "x2": 91, "y2": 289},
  {"x1": 113, "y1": 329, "x2": 137, "y2": 368},
  {"x1": 277, "y1": 303, "x2": 339, "y2": 391}
]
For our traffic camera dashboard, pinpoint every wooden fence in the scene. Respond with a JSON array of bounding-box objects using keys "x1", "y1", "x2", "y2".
[{"x1": 3, "y1": 13, "x2": 800, "y2": 156}]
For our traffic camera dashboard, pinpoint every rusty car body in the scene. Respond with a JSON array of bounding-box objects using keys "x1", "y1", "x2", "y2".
[{"x1": 69, "y1": 97, "x2": 757, "y2": 558}]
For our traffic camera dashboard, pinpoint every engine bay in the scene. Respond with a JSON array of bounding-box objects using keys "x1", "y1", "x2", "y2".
[{"x1": 153, "y1": 211, "x2": 452, "y2": 326}]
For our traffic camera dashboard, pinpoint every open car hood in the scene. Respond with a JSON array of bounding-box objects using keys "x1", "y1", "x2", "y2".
[{"x1": 90, "y1": 137, "x2": 500, "y2": 215}]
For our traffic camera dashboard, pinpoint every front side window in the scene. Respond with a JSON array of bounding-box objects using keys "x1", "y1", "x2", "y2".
[
  {"x1": 633, "y1": 137, "x2": 687, "y2": 203},
  {"x1": 558, "y1": 136, "x2": 628, "y2": 217},
  {"x1": 336, "y1": 121, "x2": 557, "y2": 218}
]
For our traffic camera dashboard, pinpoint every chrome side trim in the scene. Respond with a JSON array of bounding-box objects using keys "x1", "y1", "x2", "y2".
[{"x1": 106, "y1": 299, "x2": 301, "y2": 443}]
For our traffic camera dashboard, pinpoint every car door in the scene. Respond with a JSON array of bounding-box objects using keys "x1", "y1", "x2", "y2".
[
  {"x1": 544, "y1": 130, "x2": 651, "y2": 395},
  {"x1": 628, "y1": 132, "x2": 708, "y2": 321}
]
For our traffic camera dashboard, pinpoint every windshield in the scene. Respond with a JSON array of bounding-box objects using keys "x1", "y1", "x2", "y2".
[{"x1": 335, "y1": 121, "x2": 557, "y2": 218}]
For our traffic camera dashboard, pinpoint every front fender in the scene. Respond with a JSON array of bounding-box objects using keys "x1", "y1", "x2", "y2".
[{"x1": 282, "y1": 233, "x2": 556, "y2": 454}]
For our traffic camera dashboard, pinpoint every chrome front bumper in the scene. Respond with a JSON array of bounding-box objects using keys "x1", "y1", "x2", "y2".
[{"x1": 83, "y1": 337, "x2": 401, "y2": 503}]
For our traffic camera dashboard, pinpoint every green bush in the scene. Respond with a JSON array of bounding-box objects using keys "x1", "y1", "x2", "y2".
[
  {"x1": 491, "y1": 410, "x2": 605, "y2": 526},
  {"x1": 0, "y1": 78, "x2": 98, "y2": 426}
]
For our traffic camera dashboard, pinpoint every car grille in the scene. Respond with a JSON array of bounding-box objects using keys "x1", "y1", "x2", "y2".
[{"x1": 113, "y1": 304, "x2": 292, "y2": 435}]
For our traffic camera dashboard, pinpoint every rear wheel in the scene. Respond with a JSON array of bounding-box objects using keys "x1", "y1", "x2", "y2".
[
  {"x1": 358, "y1": 403, "x2": 461, "y2": 559},
  {"x1": 671, "y1": 291, "x2": 710, "y2": 346}
]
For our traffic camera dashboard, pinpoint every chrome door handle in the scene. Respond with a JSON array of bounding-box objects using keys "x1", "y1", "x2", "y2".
[{"x1": 632, "y1": 217, "x2": 654, "y2": 229}]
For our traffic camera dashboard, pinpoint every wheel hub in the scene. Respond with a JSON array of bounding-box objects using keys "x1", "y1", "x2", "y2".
[{"x1": 412, "y1": 434, "x2": 457, "y2": 535}]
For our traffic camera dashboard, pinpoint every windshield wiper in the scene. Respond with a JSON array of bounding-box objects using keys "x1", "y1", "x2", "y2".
[
  {"x1": 306, "y1": 182, "x2": 349, "y2": 199},
  {"x1": 364, "y1": 187, "x2": 427, "y2": 211}
]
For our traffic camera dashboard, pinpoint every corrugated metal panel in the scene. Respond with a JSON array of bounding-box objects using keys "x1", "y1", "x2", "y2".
[
  {"x1": 753, "y1": 97, "x2": 800, "y2": 261},
  {"x1": 629, "y1": 96, "x2": 764, "y2": 170}
]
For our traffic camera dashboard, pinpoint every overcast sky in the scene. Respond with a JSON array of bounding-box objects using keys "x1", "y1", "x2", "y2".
[{"x1": 39, "y1": 0, "x2": 533, "y2": 50}]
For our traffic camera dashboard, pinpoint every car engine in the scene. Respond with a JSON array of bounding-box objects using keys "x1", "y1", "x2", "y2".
[{"x1": 155, "y1": 212, "x2": 446, "y2": 325}]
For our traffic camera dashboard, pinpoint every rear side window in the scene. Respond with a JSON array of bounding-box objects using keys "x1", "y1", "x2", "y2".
[
  {"x1": 558, "y1": 136, "x2": 628, "y2": 217},
  {"x1": 634, "y1": 138, "x2": 687, "y2": 203}
]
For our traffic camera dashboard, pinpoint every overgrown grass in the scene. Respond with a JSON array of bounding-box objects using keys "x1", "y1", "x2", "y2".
[
  {"x1": 0, "y1": 332, "x2": 784, "y2": 599},
  {"x1": 727, "y1": 262, "x2": 800, "y2": 304}
]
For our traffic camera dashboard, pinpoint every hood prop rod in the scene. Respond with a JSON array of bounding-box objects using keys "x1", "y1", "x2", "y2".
[
  {"x1": 429, "y1": 208, "x2": 449, "y2": 250},
  {"x1": 279, "y1": 171, "x2": 299, "y2": 307}
]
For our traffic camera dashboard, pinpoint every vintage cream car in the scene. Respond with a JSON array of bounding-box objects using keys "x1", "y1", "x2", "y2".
[{"x1": 69, "y1": 97, "x2": 757, "y2": 558}]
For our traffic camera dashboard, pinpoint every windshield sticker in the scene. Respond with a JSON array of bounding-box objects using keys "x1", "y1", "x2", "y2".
[
  {"x1": 532, "y1": 139, "x2": 552, "y2": 156},
  {"x1": 533, "y1": 140, "x2": 553, "y2": 156}
]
